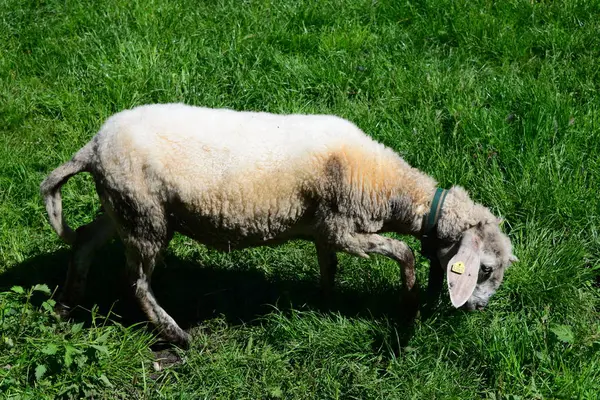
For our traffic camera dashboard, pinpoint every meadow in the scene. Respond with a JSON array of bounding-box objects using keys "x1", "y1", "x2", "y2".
[{"x1": 0, "y1": 0, "x2": 599, "y2": 398}]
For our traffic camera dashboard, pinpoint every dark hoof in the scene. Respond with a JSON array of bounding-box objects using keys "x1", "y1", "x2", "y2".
[
  {"x1": 402, "y1": 282, "x2": 420, "y2": 306},
  {"x1": 175, "y1": 335, "x2": 191, "y2": 350},
  {"x1": 401, "y1": 287, "x2": 420, "y2": 322},
  {"x1": 54, "y1": 302, "x2": 73, "y2": 319},
  {"x1": 152, "y1": 348, "x2": 184, "y2": 369},
  {"x1": 149, "y1": 348, "x2": 185, "y2": 379},
  {"x1": 319, "y1": 289, "x2": 336, "y2": 310},
  {"x1": 161, "y1": 331, "x2": 191, "y2": 350}
]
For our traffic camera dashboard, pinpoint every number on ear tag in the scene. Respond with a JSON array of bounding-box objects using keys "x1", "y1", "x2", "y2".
[{"x1": 451, "y1": 261, "x2": 465, "y2": 274}]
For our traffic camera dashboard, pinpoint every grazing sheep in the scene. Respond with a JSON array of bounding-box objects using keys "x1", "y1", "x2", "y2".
[{"x1": 41, "y1": 103, "x2": 518, "y2": 348}]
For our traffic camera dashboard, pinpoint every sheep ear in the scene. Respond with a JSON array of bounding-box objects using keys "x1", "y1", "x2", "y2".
[{"x1": 446, "y1": 230, "x2": 481, "y2": 308}]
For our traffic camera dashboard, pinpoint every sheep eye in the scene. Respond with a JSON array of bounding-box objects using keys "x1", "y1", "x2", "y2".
[{"x1": 481, "y1": 265, "x2": 493, "y2": 274}]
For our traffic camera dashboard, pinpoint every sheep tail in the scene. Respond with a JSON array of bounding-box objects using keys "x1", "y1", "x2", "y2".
[{"x1": 40, "y1": 141, "x2": 94, "y2": 245}]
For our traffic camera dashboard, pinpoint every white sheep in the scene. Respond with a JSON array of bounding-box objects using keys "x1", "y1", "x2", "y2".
[{"x1": 41, "y1": 103, "x2": 518, "y2": 348}]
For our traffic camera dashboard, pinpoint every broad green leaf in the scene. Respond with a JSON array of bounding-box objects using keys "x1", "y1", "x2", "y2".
[
  {"x1": 99, "y1": 374, "x2": 113, "y2": 387},
  {"x1": 64, "y1": 345, "x2": 80, "y2": 367},
  {"x1": 269, "y1": 386, "x2": 283, "y2": 398},
  {"x1": 95, "y1": 332, "x2": 110, "y2": 344},
  {"x1": 42, "y1": 299, "x2": 56, "y2": 312},
  {"x1": 550, "y1": 324, "x2": 574, "y2": 344},
  {"x1": 10, "y1": 286, "x2": 24, "y2": 294},
  {"x1": 35, "y1": 364, "x2": 47, "y2": 381},
  {"x1": 71, "y1": 322, "x2": 84, "y2": 335},
  {"x1": 41, "y1": 343, "x2": 59, "y2": 355},
  {"x1": 33, "y1": 284, "x2": 51, "y2": 295},
  {"x1": 75, "y1": 355, "x2": 88, "y2": 368},
  {"x1": 91, "y1": 344, "x2": 110, "y2": 356}
]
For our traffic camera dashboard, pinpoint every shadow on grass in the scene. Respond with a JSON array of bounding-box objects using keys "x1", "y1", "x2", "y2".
[{"x1": 0, "y1": 242, "x2": 422, "y2": 349}]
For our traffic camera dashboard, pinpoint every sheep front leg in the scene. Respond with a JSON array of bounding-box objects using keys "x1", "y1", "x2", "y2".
[
  {"x1": 335, "y1": 233, "x2": 418, "y2": 310},
  {"x1": 426, "y1": 257, "x2": 444, "y2": 304},
  {"x1": 315, "y1": 242, "x2": 338, "y2": 301}
]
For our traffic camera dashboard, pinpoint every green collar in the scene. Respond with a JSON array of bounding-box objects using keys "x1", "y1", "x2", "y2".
[
  {"x1": 421, "y1": 188, "x2": 448, "y2": 259},
  {"x1": 423, "y1": 188, "x2": 449, "y2": 236}
]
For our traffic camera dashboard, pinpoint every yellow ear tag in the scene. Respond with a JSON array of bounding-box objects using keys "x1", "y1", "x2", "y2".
[{"x1": 451, "y1": 261, "x2": 465, "y2": 274}]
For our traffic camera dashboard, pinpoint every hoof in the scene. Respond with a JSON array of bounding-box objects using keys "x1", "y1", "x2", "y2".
[
  {"x1": 402, "y1": 283, "x2": 420, "y2": 308},
  {"x1": 401, "y1": 285, "x2": 420, "y2": 322},
  {"x1": 151, "y1": 348, "x2": 184, "y2": 372},
  {"x1": 54, "y1": 302, "x2": 73, "y2": 319},
  {"x1": 173, "y1": 333, "x2": 191, "y2": 350},
  {"x1": 161, "y1": 329, "x2": 191, "y2": 350}
]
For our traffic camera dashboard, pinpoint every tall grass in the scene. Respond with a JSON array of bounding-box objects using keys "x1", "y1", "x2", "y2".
[{"x1": 1, "y1": 0, "x2": 599, "y2": 397}]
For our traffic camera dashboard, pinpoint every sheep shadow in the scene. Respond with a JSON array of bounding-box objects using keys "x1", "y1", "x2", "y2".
[{"x1": 0, "y1": 241, "x2": 426, "y2": 350}]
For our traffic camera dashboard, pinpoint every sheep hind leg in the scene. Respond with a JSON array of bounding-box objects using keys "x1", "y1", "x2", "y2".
[
  {"x1": 57, "y1": 214, "x2": 116, "y2": 317},
  {"x1": 123, "y1": 236, "x2": 191, "y2": 349}
]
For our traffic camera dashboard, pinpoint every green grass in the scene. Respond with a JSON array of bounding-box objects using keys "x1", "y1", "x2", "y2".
[{"x1": 1, "y1": 0, "x2": 599, "y2": 397}]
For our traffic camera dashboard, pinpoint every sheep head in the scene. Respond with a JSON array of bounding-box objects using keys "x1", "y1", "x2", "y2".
[{"x1": 434, "y1": 187, "x2": 518, "y2": 310}]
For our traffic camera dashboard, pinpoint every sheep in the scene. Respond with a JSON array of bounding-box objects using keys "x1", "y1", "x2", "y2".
[{"x1": 41, "y1": 103, "x2": 518, "y2": 348}]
